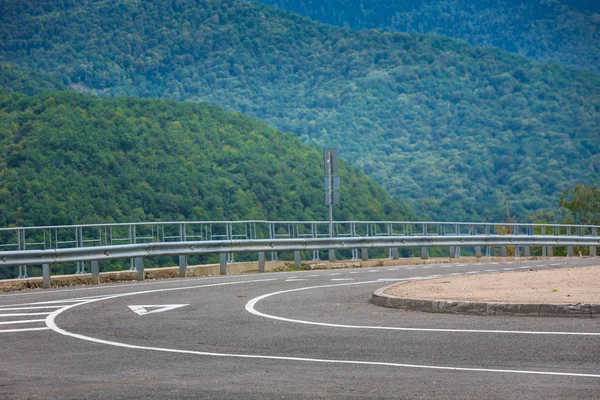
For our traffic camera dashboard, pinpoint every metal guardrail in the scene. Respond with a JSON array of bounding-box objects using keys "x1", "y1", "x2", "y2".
[
  {"x1": 1, "y1": 220, "x2": 598, "y2": 252},
  {"x1": 1, "y1": 235, "x2": 599, "y2": 267},
  {"x1": 0, "y1": 220, "x2": 598, "y2": 268}
]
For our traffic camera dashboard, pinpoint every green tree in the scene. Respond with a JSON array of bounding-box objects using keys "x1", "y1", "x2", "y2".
[{"x1": 559, "y1": 184, "x2": 600, "y2": 225}]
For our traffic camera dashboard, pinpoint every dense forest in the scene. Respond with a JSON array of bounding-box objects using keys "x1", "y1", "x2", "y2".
[
  {"x1": 0, "y1": 0, "x2": 598, "y2": 222},
  {"x1": 254, "y1": 0, "x2": 600, "y2": 72},
  {"x1": 0, "y1": 88, "x2": 414, "y2": 227}
]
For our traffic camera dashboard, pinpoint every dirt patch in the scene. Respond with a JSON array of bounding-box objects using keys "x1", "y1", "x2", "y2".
[{"x1": 385, "y1": 265, "x2": 600, "y2": 304}]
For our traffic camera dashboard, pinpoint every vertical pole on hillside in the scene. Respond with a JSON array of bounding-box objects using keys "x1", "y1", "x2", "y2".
[{"x1": 324, "y1": 149, "x2": 339, "y2": 262}]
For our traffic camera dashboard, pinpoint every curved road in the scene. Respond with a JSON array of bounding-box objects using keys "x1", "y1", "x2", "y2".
[{"x1": 1, "y1": 258, "x2": 599, "y2": 399}]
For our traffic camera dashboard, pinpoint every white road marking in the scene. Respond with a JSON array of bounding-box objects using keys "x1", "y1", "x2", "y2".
[
  {"x1": 286, "y1": 279, "x2": 308, "y2": 282},
  {"x1": 331, "y1": 278, "x2": 354, "y2": 281},
  {"x1": 40, "y1": 277, "x2": 600, "y2": 379},
  {"x1": 0, "y1": 319, "x2": 46, "y2": 325},
  {"x1": 387, "y1": 268, "x2": 399, "y2": 271},
  {"x1": 245, "y1": 282, "x2": 600, "y2": 337},
  {"x1": 426, "y1": 275, "x2": 442, "y2": 278},
  {"x1": 349, "y1": 271, "x2": 360, "y2": 274},
  {"x1": 0, "y1": 312, "x2": 51, "y2": 317},
  {"x1": 306, "y1": 275, "x2": 321, "y2": 277},
  {"x1": 128, "y1": 304, "x2": 189, "y2": 316},
  {"x1": 329, "y1": 273, "x2": 342, "y2": 276},
  {"x1": 466, "y1": 271, "x2": 479, "y2": 274},
  {"x1": 0, "y1": 306, "x2": 64, "y2": 311},
  {"x1": 369, "y1": 270, "x2": 379, "y2": 273},
  {"x1": 485, "y1": 270, "x2": 497, "y2": 272},
  {"x1": 448, "y1": 273, "x2": 461, "y2": 276},
  {"x1": 502, "y1": 268, "x2": 515, "y2": 271},
  {"x1": 0, "y1": 327, "x2": 50, "y2": 334}
]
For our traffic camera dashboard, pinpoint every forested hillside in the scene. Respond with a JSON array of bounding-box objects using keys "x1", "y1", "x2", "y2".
[
  {"x1": 0, "y1": 63, "x2": 67, "y2": 95},
  {"x1": 254, "y1": 0, "x2": 600, "y2": 72},
  {"x1": 0, "y1": 0, "x2": 598, "y2": 221},
  {"x1": 0, "y1": 89, "x2": 413, "y2": 227}
]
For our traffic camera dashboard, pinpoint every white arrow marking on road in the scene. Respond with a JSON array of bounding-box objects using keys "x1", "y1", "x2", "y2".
[{"x1": 128, "y1": 304, "x2": 189, "y2": 316}]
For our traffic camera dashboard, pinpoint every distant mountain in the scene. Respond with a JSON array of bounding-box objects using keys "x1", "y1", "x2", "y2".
[
  {"x1": 0, "y1": 0, "x2": 598, "y2": 221},
  {"x1": 254, "y1": 0, "x2": 600, "y2": 72},
  {"x1": 0, "y1": 88, "x2": 413, "y2": 227}
]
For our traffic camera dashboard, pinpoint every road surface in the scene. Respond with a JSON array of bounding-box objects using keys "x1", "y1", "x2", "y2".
[{"x1": 1, "y1": 258, "x2": 599, "y2": 399}]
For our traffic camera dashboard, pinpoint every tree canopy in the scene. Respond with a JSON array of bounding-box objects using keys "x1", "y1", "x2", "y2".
[{"x1": 0, "y1": 89, "x2": 415, "y2": 227}]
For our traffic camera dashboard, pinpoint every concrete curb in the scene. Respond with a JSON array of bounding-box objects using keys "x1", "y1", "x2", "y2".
[{"x1": 371, "y1": 285, "x2": 600, "y2": 318}]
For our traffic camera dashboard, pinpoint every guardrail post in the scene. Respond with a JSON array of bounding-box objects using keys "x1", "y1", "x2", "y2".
[
  {"x1": 523, "y1": 246, "x2": 531, "y2": 257},
  {"x1": 42, "y1": 264, "x2": 51, "y2": 289},
  {"x1": 501, "y1": 246, "x2": 508, "y2": 257},
  {"x1": 567, "y1": 246, "x2": 574, "y2": 257},
  {"x1": 91, "y1": 261, "x2": 100, "y2": 285},
  {"x1": 135, "y1": 258, "x2": 144, "y2": 281},
  {"x1": 361, "y1": 248, "x2": 368, "y2": 261},
  {"x1": 220, "y1": 253, "x2": 227, "y2": 275},
  {"x1": 421, "y1": 247, "x2": 429, "y2": 259},
  {"x1": 591, "y1": 246, "x2": 597, "y2": 257},
  {"x1": 475, "y1": 246, "x2": 482, "y2": 258},
  {"x1": 294, "y1": 251, "x2": 301, "y2": 269},
  {"x1": 178, "y1": 255, "x2": 187, "y2": 278},
  {"x1": 329, "y1": 250, "x2": 336, "y2": 262},
  {"x1": 449, "y1": 246, "x2": 457, "y2": 258},
  {"x1": 258, "y1": 252, "x2": 266, "y2": 272},
  {"x1": 391, "y1": 248, "x2": 399, "y2": 260},
  {"x1": 546, "y1": 246, "x2": 553, "y2": 257}
]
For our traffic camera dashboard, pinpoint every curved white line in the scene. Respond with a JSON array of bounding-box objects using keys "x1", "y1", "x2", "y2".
[
  {"x1": 43, "y1": 277, "x2": 600, "y2": 378},
  {"x1": 245, "y1": 281, "x2": 600, "y2": 336}
]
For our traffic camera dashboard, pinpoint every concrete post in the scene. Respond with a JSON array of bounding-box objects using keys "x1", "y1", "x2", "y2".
[
  {"x1": 523, "y1": 246, "x2": 531, "y2": 257},
  {"x1": 475, "y1": 246, "x2": 482, "y2": 258},
  {"x1": 391, "y1": 248, "x2": 399, "y2": 260},
  {"x1": 590, "y1": 246, "x2": 597, "y2": 257},
  {"x1": 91, "y1": 260, "x2": 100, "y2": 285},
  {"x1": 135, "y1": 257, "x2": 144, "y2": 281},
  {"x1": 421, "y1": 247, "x2": 429, "y2": 259},
  {"x1": 294, "y1": 251, "x2": 301, "y2": 269},
  {"x1": 567, "y1": 246, "x2": 574, "y2": 257},
  {"x1": 42, "y1": 264, "x2": 50, "y2": 289},
  {"x1": 329, "y1": 250, "x2": 336, "y2": 262},
  {"x1": 501, "y1": 246, "x2": 508, "y2": 257},
  {"x1": 361, "y1": 248, "x2": 369, "y2": 261},
  {"x1": 546, "y1": 246, "x2": 553, "y2": 257},
  {"x1": 258, "y1": 252, "x2": 266, "y2": 272},
  {"x1": 178, "y1": 255, "x2": 187, "y2": 278},
  {"x1": 220, "y1": 253, "x2": 227, "y2": 275}
]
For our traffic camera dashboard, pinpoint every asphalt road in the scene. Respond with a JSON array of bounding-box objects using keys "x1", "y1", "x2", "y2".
[{"x1": 1, "y1": 258, "x2": 599, "y2": 399}]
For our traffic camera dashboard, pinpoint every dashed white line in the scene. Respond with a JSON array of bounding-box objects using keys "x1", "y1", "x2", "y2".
[
  {"x1": 331, "y1": 278, "x2": 355, "y2": 281},
  {"x1": 466, "y1": 271, "x2": 479, "y2": 274},
  {"x1": 285, "y1": 279, "x2": 307, "y2": 282},
  {"x1": 485, "y1": 270, "x2": 497, "y2": 272}
]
